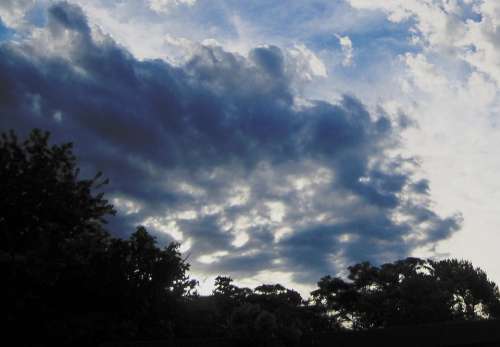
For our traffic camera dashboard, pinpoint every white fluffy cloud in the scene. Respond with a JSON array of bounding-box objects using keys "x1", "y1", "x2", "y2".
[
  {"x1": 287, "y1": 43, "x2": 328, "y2": 81},
  {"x1": 0, "y1": 0, "x2": 36, "y2": 28},
  {"x1": 347, "y1": 0, "x2": 500, "y2": 85},
  {"x1": 461, "y1": 2, "x2": 500, "y2": 86},
  {"x1": 336, "y1": 34, "x2": 353, "y2": 66},
  {"x1": 148, "y1": 0, "x2": 196, "y2": 14}
]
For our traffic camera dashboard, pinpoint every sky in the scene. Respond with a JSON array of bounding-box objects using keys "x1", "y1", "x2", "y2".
[{"x1": 1, "y1": 0, "x2": 499, "y2": 296}]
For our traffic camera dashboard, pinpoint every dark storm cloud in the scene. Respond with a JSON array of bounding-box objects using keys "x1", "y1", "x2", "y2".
[{"x1": 0, "y1": 2, "x2": 462, "y2": 284}]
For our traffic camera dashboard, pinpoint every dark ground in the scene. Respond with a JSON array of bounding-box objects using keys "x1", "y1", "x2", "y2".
[{"x1": 102, "y1": 319, "x2": 500, "y2": 347}]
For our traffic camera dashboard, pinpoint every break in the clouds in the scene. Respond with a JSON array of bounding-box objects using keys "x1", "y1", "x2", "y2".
[{"x1": 0, "y1": 2, "x2": 462, "y2": 287}]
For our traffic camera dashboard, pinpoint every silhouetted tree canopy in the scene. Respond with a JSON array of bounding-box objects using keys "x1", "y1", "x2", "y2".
[
  {"x1": 1, "y1": 129, "x2": 115, "y2": 254},
  {"x1": 1, "y1": 129, "x2": 196, "y2": 345},
  {"x1": 211, "y1": 276, "x2": 334, "y2": 346},
  {"x1": 311, "y1": 257, "x2": 500, "y2": 329}
]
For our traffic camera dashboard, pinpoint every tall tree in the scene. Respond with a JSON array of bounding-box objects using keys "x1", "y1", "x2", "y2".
[{"x1": 1, "y1": 129, "x2": 196, "y2": 345}]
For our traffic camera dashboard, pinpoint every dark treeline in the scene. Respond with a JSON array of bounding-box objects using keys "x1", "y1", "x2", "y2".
[{"x1": 2, "y1": 129, "x2": 500, "y2": 346}]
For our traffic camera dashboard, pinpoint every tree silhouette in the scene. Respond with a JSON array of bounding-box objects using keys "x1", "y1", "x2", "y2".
[
  {"x1": 211, "y1": 276, "x2": 334, "y2": 346},
  {"x1": 431, "y1": 258, "x2": 500, "y2": 320},
  {"x1": 311, "y1": 257, "x2": 500, "y2": 329},
  {"x1": 1, "y1": 129, "x2": 195, "y2": 345},
  {"x1": 1, "y1": 129, "x2": 114, "y2": 255}
]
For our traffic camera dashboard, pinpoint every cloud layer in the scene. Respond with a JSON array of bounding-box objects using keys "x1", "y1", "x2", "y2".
[{"x1": 0, "y1": 2, "x2": 461, "y2": 286}]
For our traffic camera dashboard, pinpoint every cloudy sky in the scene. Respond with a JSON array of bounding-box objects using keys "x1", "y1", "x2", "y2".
[{"x1": 1, "y1": 0, "x2": 499, "y2": 295}]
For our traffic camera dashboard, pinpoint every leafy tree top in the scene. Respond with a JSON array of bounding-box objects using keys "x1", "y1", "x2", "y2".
[
  {"x1": 311, "y1": 257, "x2": 500, "y2": 329},
  {"x1": 1, "y1": 129, "x2": 115, "y2": 254}
]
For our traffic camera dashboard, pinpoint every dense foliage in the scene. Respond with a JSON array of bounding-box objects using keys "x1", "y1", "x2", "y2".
[
  {"x1": 1, "y1": 130, "x2": 196, "y2": 345},
  {"x1": 2, "y1": 129, "x2": 500, "y2": 346},
  {"x1": 311, "y1": 258, "x2": 500, "y2": 329}
]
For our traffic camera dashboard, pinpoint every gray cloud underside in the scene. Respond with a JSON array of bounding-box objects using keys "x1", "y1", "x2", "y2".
[{"x1": 0, "y1": 2, "x2": 462, "y2": 284}]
